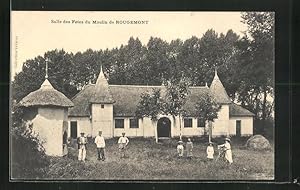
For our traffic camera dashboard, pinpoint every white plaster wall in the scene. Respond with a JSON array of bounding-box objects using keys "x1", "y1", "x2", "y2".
[
  {"x1": 113, "y1": 118, "x2": 144, "y2": 137},
  {"x1": 211, "y1": 105, "x2": 230, "y2": 137},
  {"x1": 91, "y1": 104, "x2": 113, "y2": 137},
  {"x1": 155, "y1": 116, "x2": 206, "y2": 138},
  {"x1": 31, "y1": 107, "x2": 68, "y2": 156},
  {"x1": 182, "y1": 118, "x2": 205, "y2": 136},
  {"x1": 141, "y1": 117, "x2": 156, "y2": 137},
  {"x1": 68, "y1": 117, "x2": 92, "y2": 137},
  {"x1": 229, "y1": 116, "x2": 253, "y2": 136}
]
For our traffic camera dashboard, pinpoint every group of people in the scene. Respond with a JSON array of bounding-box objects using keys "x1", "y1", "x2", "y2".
[
  {"x1": 77, "y1": 131, "x2": 129, "y2": 162},
  {"x1": 177, "y1": 137, "x2": 233, "y2": 164},
  {"x1": 77, "y1": 131, "x2": 233, "y2": 164},
  {"x1": 176, "y1": 138, "x2": 193, "y2": 159}
]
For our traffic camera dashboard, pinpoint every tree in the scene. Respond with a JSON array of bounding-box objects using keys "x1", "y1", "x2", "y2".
[
  {"x1": 194, "y1": 93, "x2": 221, "y2": 142},
  {"x1": 44, "y1": 50, "x2": 78, "y2": 98},
  {"x1": 144, "y1": 37, "x2": 170, "y2": 85},
  {"x1": 11, "y1": 106, "x2": 49, "y2": 178},
  {"x1": 135, "y1": 89, "x2": 162, "y2": 121},
  {"x1": 235, "y1": 12, "x2": 275, "y2": 133},
  {"x1": 161, "y1": 76, "x2": 191, "y2": 140},
  {"x1": 135, "y1": 76, "x2": 191, "y2": 141},
  {"x1": 12, "y1": 49, "x2": 78, "y2": 102}
]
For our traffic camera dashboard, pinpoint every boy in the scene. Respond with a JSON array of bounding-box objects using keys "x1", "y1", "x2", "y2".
[{"x1": 118, "y1": 132, "x2": 129, "y2": 158}]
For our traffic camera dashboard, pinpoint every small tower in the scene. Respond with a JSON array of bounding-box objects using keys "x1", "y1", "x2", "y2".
[
  {"x1": 209, "y1": 69, "x2": 231, "y2": 137},
  {"x1": 19, "y1": 61, "x2": 74, "y2": 156},
  {"x1": 210, "y1": 69, "x2": 231, "y2": 104},
  {"x1": 89, "y1": 65, "x2": 115, "y2": 137}
]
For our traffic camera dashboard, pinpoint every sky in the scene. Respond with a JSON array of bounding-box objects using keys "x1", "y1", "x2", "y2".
[{"x1": 11, "y1": 11, "x2": 248, "y2": 78}]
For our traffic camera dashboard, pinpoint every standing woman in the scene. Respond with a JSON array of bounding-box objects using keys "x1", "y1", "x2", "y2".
[
  {"x1": 186, "y1": 138, "x2": 193, "y2": 159},
  {"x1": 218, "y1": 138, "x2": 233, "y2": 164}
]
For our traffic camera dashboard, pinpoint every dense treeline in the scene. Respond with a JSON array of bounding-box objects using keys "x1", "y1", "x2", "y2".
[{"x1": 11, "y1": 12, "x2": 274, "y2": 123}]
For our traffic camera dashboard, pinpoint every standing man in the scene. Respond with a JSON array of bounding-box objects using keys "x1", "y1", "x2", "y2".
[
  {"x1": 94, "y1": 131, "x2": 106, "y2": 161},
  {"x1": 77, "y1": 132, "x2": 88, "y2": 162},
  {"x1": 118, "y1": 132, "x2": 129, "y2": 158}
]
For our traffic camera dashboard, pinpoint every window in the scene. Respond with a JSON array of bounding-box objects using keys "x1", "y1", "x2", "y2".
[
  {"x1": 197, "y1": 118, "x2": 205, "y2": 128},
  {"x1": 184, "y1": 118, "x2": 193, "y2": 128},
  {"x1": 130, "y1": 118, "x2": 139, "y2": 128},
  {"x1": 115, "y1": 119, "x2": 124, "y2": 128},
  {"x1": 101, "y1": 104, "x2": 104, "y2": 109}
]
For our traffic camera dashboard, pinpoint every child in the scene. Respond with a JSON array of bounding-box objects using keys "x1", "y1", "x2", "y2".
[
  {"x1": 186, "y1": 138, "x2": 193, "y2": 159},
  {"x1": 218, "y1": 138, "x2": 233, "y2": 164},
  {"x1": 206, "y1": 142, "x2": 214, "y2": 160},
  {"x1": 177, "y1": 140, "x2": 184, "y2": 158}
]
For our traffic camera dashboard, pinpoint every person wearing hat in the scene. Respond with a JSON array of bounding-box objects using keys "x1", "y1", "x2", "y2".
[
  {"x1": 218, "y1": 138, "x2": 233, "y2": 164},
  {"x1": 177, "y1": 140, "x2": 184, "y2": 158},
  {"x1": 77, "y1": 132, "x2": 88, "y2": 162},
  {"x1": 94, "y1": 131, "x2": 106, "y2": 161},
  {"x1": 206, "y1": 142, "x2": 215, "y2": 160},
  {"x1": 118, "y1": 132, "x2": 129, "y2": 158},
  {"x1": 186, "y1": 138, "x2": 193, "y2": 159}
]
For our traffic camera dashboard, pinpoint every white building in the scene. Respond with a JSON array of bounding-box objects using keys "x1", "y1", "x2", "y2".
[{"x1": 68, "y1": 68, "x2": 255, "y2": 140}]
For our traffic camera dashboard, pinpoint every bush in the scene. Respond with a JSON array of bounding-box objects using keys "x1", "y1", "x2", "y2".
[{"x1": 11, "y1": 116, "x2": 49, "y2": 179}]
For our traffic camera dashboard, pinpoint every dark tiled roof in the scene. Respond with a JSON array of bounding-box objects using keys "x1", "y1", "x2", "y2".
[
  {"x1": 182, "y1": 87, "x2": 212, "y2": 116},
  {"x1": 229, "y1": 103, "x2": 255, "y2": 117},
  {"x1": 19, "y1": 79, "x2": 74, "y2": 107},
  {"x1": 69, "y1": 85, "x2": 94, "y2": 116},
  {"x1": 68, "y1": 79, "x2": 254, "y2": 117},
  {"x1": 68, "y1": 85, "x2": 211, "y2": 117},
  {"x1": 110, "y1": 85, "x2": 164, "y2": 116}
]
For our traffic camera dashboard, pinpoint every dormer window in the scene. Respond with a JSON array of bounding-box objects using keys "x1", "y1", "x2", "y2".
[{"x1": 101, "y1": 104, "x2": 104, "y2": 109}]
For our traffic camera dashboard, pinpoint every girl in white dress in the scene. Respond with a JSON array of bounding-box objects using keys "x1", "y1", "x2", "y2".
[
  {"x1": 177, "y1": 141, "x2": 184, "y2": 158},
  {"x1": 206, "y1": 142, "x2": 214, "y2": 160},
  {"x1": 218, "y1": 138, "x2": 233, "y2": 164}
]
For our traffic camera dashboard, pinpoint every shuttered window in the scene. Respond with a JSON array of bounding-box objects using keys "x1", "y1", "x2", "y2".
[
  {"x1": 184, "y1": 118, "x2": 193, "y2": 128},
  {"x1": 115, "y1": 119, "x2": 124, "y2": 128},
  {"x1": 130, "y1": 118, "x2": 139, "y2": 128}
]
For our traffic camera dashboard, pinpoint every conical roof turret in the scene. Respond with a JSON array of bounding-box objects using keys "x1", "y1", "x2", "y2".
[
  {"x1": 209, "y1": 69, "x2": 231, "y2": 104},
  {"x1": 19, "y1": 60, "x2": 74, "y2": 107},
  {"x1": 90, "y1": 65, "x2": 115, "y2": 104}
]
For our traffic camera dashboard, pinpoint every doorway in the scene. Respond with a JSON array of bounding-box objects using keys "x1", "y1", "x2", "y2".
[
  {"x1": 157, "y1": 117, "x2": 171, "y2": 138},
  {"x1": 70, "y1": 121, "x2": 77, "y2": 139},
  {"x1": 236, "y1": 120, "x2": 241, "y2": 137}
]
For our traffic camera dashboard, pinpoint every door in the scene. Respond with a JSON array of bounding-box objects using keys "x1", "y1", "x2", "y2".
[
  {"x1": 157, "y1": 117, "x2": 171, "y2": 138},
  {"x1": 236, "y1": 120, "x2": 241, "y2": 137},
  {"x1": 70, "y1": 121, "x2": 77, "y2": 139}
]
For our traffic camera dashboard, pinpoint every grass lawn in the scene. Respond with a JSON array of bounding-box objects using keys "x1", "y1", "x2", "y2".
[{"x1": 43, "y1": 137, "x2": 274, "y2": 180}]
